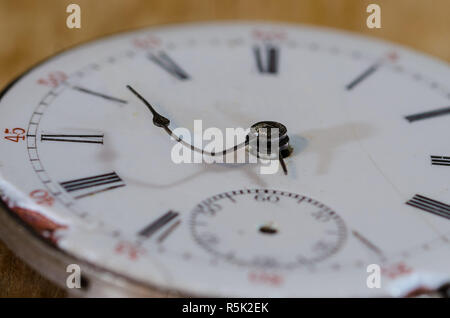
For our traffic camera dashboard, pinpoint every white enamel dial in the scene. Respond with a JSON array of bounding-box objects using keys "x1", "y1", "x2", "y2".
[{"x1": 0, "y1": 22, "x2": 450, "y2": 297}]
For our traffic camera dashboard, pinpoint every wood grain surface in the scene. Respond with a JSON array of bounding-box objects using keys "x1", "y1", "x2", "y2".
[{"x1": 0, "y1": 0, "x2": 449, "y2": 297}]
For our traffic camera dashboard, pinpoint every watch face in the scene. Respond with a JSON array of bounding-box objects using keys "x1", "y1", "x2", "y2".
[{"x1": 0, "y1": 22, "x2": 449, "y2": 297}]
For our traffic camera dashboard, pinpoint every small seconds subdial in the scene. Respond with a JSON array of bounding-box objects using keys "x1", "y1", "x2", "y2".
[{"x1": 190, "y1": 189, "x2": 347, "y2": 269}]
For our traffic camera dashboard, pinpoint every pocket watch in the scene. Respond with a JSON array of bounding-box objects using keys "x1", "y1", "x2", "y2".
[{"x1": 0, "y1": 22, "x2": 449, "y2": 297}]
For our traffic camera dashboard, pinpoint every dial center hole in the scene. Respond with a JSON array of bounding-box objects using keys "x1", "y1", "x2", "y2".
[{"x1": 259, "y1": 223, "x2": 278, "y2": 235}]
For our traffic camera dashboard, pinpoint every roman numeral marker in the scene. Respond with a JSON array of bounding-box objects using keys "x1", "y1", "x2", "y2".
[
  {"x1": 352, "y1": 230, "x2": 385, "y2": 259},
  {"x1": 431, "y1": 155, "x2": 450, "y2": 166},
  {"x1": 73, "y1": 86, "x2": 128, "y2": 104},
  {"x1": 405, "y1": 106, "x2": 450, "y2": 122},
  {"x1": 60, "y1": 172, "x2": 125, "y2": 199},
  {"x1": 41, "y1": 134, "x2": 104, "y2": 144},
  {"x1": 253, "y1": 45, "x2": 279, "y2": 74},
  {"x1": 406, "y1": 194, "x2": 450, "y2": 220},
  {"x1": 346, "y1": 64, "x2": 379, "y2": 90},
  {"x1": 157, "y1": 220, "x2": 181, "y2": 243},
  {"x1": 148, "y1": 51, "x2": 190, "y2": 80},
  {"x1": 138, "y1": 210, "x2": 180, "y2": 241}
]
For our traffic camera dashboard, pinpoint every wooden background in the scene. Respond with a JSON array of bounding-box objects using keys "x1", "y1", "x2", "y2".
[{"x1": 0, "y1": 0, "x2": 449, "y2": 297}]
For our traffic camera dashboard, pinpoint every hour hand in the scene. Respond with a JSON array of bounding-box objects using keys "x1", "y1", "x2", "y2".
[{"x1": 127, "y1": 85, "x2": 170, "y2": 127}]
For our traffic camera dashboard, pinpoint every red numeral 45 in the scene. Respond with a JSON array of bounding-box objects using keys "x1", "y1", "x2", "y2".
[{"x1": 4, "y1": 128, "x2": 25, "y2": 143}]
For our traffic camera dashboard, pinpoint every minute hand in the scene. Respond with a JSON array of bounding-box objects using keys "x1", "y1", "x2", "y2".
[
  {"x1": 127, "y1": 85, "x2": 170, "y2": 128},
  {"x1": 127, "y1": 85, "x2": 247, "y2": 157}
]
